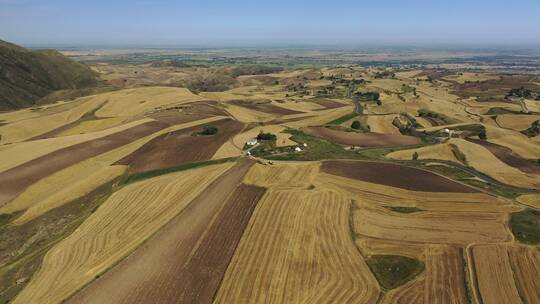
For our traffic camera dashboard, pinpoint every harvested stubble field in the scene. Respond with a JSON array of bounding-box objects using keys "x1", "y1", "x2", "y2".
[
  {"x1": 13, "y1": 163, "x2": 233, "y2": 304},
  {"x1": 214, "y1": 189, "x2": 381, "y2": 303},
  {"x1": 67, "y1": 160, "x2": 261, "y2": 304},
  {"x1": 0, "y1": 120, "x2": 167, "y2": 205},
  {"x1": 2, "y1": 62, "x2": 539, "y2": 304},
  {"x1": 303, "y1": 126, "x2": 420, "y2": 147}
]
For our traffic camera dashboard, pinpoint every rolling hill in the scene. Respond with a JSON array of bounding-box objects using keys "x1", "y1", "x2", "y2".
[{"x1": 0, "y1": 39, "x2": 100, "y2": 110}]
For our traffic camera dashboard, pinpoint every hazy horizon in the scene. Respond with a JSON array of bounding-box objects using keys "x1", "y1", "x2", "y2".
[{"x1": 2, "y1": 0, "x2": 540, "y2": 48}]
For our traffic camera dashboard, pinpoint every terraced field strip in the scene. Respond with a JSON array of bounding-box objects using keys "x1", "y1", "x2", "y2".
[
  {"x1": 0, "y1": 118, "x2": 154, "y2": 174},
  {"x1": 467, "y1": 138, "x2": 540, "y2": 175},
  {"x1": 116, "y1": 118, "x2": 244, "y2": 172},
  {"x1": 321, "y1": 160, "x2": 479, "y2": 193},
  {"x1": 0, "y1": 96, "x2": 104, "y2": 144},
  {"x1": 13, "y1": 163, "x2": 233, "y2": 304},
  {"x1": 353, "y1": 205, "x2": 509, "y2": 244},
  {"x1": 424, "y1": 245, "x2": 467, "y2": 304},
  {"x1": 243, "y1": 161, "x2": 320, "y2": 188},
  {"x1": 316, "y1": 172, "x2": 519, "y2": 213},
  {"x1": 472, "y1": 244, "x2": 523, "y2": 304},
  {"x1": 214, "y1": 189, "x2": 380, "y2": 303},
  {"x1": 67, "y1": 159, "x2": 256, "y2": 304},
  {"x1": 507, "y1": 246, "x2": 540, "y2": 304},
  {"x1": 302, "y1": 126, "x2": 420, "y2": 147},
  {"x1": 0, "y1": 116, "x2": 226, "y2": 220},
  {"x1": 0, "y1": 120, "x2": 168, "y2": 206}
]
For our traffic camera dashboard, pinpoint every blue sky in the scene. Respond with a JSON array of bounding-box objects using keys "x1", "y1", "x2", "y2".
[{"x1": 1, "y1": 0, "x2": 539, "y2": 47}]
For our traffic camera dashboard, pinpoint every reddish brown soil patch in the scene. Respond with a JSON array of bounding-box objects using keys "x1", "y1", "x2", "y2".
[
  {"x1": 0, "y1": 121, "x2": 168, "y2": 206},
  {"x1": 311, "y1": 98, "x2": 347, "y2": 110},
  {"x1": 452, "y1": 76, "x2": 540, "y2": 102},
  {"x1": 116, "y1": 118, "x2": 244, "y2": 172},
  {"x1": 322, "y1": 160, "x2": 479, "y2": 193},
  {"x1": 148, "y1": 101, "x2": 228, "y2": 125},
  {"x1": 28, "y1": 119, "x2": 85, "y2": 140},
  {"x1": 67, "y1": 160, "x2": 262, "y2": 304},
  {"x1": 303, "y1": 126, "x2": 420, "y2": 148},
  {"x1": 230, "y1": 100, "x2": 303, "y2": 115},
  {"x1": 467, "y1": 139, "x2": 540, "y2": 175}
]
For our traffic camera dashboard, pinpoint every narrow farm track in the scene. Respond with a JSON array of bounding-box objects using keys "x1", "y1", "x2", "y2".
[
  {"x1": 13, "y1": 163, "x2": 233, "y2": 304},
  {"x1": 214, "y1": 189, "x2": 380, "y2": 303},
  {"x1": 67, "y1": 159, "x2": 256, "y2": 304}
]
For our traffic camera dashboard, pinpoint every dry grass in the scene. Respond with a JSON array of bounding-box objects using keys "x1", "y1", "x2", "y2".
[
  {"x1": 495, "y1": 114, "x2": 540, "y2": 131},
  {"x1": 386, "y1": 143, "x2": 460, "y2": 163},
  {"x1": 450, "y1": 138, "x2": 540, "y2": 189},
  {"x1": 213, "y1": 124, "x2": 295, "y2": 159},
  {"x1": 93, "y1": 87, "x2": 202, "y2": 118},
  {"x1": 214, "y1": 189, "x2": 380, "y2": 303},
  {"x1": 472, "y1": 244, "x2": 523, "y2": 304},
  {"x1": 0, "y1": 97, "x2": 104, "y2": 144},
  {"x1": 0, "y1": 118, "x2": 154, "y2": 174},
  {"x1": 243, "y1": 161, "x2": 320, "y2": 189},
  {"x1": 13, "y1": 163, "x2": 233, "y2": 304},
  {"x1": 367, "y1": 114, "x2": 400, "y2": 134}
]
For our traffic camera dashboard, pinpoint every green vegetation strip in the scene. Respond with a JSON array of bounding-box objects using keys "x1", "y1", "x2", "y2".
[
  {"x1": 327, "y1": 112, "x2": 358, "y2": 125},
  {"x1": 124, "y1": 157, "x2": 239, "y2": 184},
  {"x1": 366, "y1": 255, "x2": 425, "y2": 290},
  {"x1": 510, "y1": 209, "x2": 540, "y2": 245},
  {"x1": 385, "y1": 206, "x2": 423, "y2": 213},
  {"x1": 263, "y1": 128, "x2": 422, "y2": 161}
]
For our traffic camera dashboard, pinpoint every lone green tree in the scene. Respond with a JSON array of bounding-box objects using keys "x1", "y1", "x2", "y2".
[
  {"x1": 351, "y1": 120, "x2": 361, "y2": 130},
  {"x1": 412, "y1": 152, "x2": 419, "y2": 160}
]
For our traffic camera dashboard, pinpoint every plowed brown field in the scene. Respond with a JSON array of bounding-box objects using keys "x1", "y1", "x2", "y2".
[
  {"x1": 67, "y1": 160, "x2": 259, "y2": 304},
  {"x1": 116, "y1": 118, "x2": 244, "y2": 172},
  {"x1": 0, "y1": 121, "x2": 167, "y2": 206},
  {"x1": 321, "y1": 160, "x2": 478, "y2": 193}
]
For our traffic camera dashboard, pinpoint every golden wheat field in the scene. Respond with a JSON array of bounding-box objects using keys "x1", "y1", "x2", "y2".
[{"x1": 1, "y1": 60, "x2": 539, "y2": 304}]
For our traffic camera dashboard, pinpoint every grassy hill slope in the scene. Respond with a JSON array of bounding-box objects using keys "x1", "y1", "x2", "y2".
[{"x1": 0, "y1": 39, "x2": 100, "y2": 110}]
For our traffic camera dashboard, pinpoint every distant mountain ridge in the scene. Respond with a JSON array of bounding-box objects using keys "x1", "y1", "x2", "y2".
[{"x1": 0, "y1": 39, "x2": 100, "y2": 110}]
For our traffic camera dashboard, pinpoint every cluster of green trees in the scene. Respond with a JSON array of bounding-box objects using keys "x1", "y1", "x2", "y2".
[
  {"x1": 257, "y1": 131, "x2": 277, "y2": 141},
  {"x1": 230, "y1": 65, "x2": 283, "y2": 77}
]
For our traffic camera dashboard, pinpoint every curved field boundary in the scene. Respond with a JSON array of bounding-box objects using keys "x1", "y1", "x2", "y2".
[
  {"x1": 302, "y1": 126, "x2": 420, "y2": 147},
  {"x1": 0, "y1": 120, "x2": 168, "y2": 206},
  {"x1": 352, "y1": 205, "x2": 510, "y2": 244},
  {"x1": 214, "y1": 189, "x2": 380, "y2": 303},
  {"x1": 321, "y1": 160, "x2": 479, "y2": 193},
  {"x1": 467, "y1": 138, "x2": 540, "y2": 175},
  {"x1": 116, "y1": 118, "x2": 244, "y2": 172},
  {"x1": 66, "y1": 159, "x2": 256, "y2": 304},
  {"x1": 508, "y1": 246, "x2": 540, "y2": 304},
  {"x1": 13, "y1": 163, "x2": 233, "y2": 304},
  {"x1": 316, "y1": 173, "x2": 510, "y2": 213},
  {"x1": 382, "y1": 275, "x2": 425, "y2": 304},
  {"x1": 0, "y1": 118, "x2": 154, "y2": 174},
  {"x1": 229, "y1": 100, "x2": 304, "y2": 115}
]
